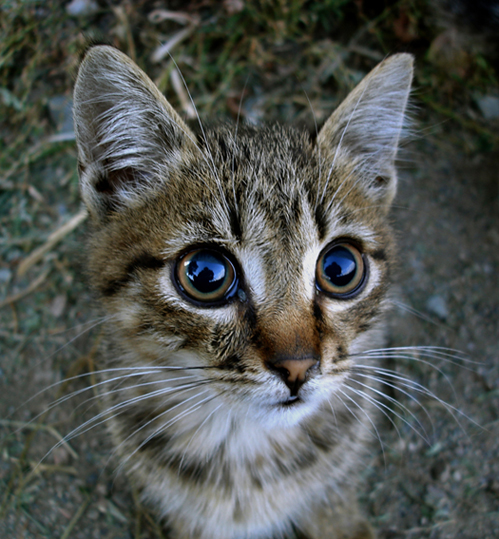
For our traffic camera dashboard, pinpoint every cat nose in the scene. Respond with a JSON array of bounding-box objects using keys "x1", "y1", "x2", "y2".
[{"x1": 268, "y1": 357, "x2": 318, "y2": 396}]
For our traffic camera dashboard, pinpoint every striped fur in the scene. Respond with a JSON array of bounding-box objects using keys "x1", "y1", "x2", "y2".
[{"x1": 73, "y1": 46, "x2": 413, "y2": 539}]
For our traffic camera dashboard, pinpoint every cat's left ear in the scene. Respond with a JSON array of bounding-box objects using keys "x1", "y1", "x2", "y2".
[{"x1": 317, "y1": 54, "x2": 413, "y2": 206}]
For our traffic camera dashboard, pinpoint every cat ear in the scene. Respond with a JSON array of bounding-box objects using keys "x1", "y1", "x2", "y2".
[
  {"x1": 317, "y1": 54, "x2": 413, "y2": 206},
  {"x1": 73, "y1": 45, "x2": 197, "y2": 220}
]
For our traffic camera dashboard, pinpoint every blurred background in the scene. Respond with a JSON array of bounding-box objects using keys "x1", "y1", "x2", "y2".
[{"x1": 1, "y1": 1, "x2": 498, "y2": 538}]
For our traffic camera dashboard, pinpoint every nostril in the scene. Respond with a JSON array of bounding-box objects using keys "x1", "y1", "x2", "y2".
[
  {"x1": 273, "y1": 365, "x2": 291, "y2": 383},
  {"x1": 267, "y1": 357, "x2": 318, "y2": 396}
]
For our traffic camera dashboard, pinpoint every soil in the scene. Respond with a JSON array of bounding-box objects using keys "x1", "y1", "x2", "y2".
[{"x1": 1, "y1": 53, "x2": 498, "y2": 539}]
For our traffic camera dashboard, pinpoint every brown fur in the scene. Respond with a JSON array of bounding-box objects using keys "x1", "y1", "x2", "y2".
[{"x1": 73, "y1": 46, "x2": 413, "y2": 539}]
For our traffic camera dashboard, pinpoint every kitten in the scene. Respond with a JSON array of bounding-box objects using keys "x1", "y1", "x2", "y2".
[{"x1": 73, "y1": 46, "x2": 413, "y2": 539}]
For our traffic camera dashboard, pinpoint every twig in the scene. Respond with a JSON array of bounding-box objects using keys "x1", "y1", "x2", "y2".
[
  {"x1": 29, "y1": 463, "x2": 79, "y2": 476},
  {"x1": 1, "y1": 135, "x2": 74, "y2": 186},
  {"x1": 151, "y1": 25, "x2": 197, "y2": 63},
  {"x1": 348, "y1": 44, "x2": 384, "y2": 61},
  {"x1": 0, "y1": 179, "x2": 15, "y2": 190},
  {"x1": 112, "y1": 5, "x2": 136, "y2": 62},
  {"x1": 148, "y1": 9, "x2": 197, "y2": 25},
  {"x1": 17, "y1": 207, "x2": 88, "y2": 277},
  {"x1": 0, "y1": 268, "x2": 50, "y2": 309},
  {"x1": 0, "y1": 419, "x2": 78, "y2": 459},
  {"x1": 59, "y1": 493, "x2": 92, "y2": 539},
  {"x1": 170, "y1": 68, "x2": 197, "y2": 119}
]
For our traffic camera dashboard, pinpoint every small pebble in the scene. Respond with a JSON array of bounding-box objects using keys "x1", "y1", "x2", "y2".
[
  {"x1": 48, "y1": 96, "x2": 74, "y2": 134},
  {"x1": 476, "y1": 94, "x2": 499, "y2": 120},
  {"x1": 66, "y1": 0, "x2": 99, "y2": 17},
  {"x1": 0, "y1": 268, "x2": 12, "y2": 284},
  {"x1": 426, "y1": 294, "x2": 448, "y2": 320}
]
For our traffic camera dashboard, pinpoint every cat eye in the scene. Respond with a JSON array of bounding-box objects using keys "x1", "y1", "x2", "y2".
[
  {"x1": 174, "y1": 248, "x2": 238, "y2": 305},
  {"x1": 316, "y1": 242, "x2": 366, "y2": 299}
]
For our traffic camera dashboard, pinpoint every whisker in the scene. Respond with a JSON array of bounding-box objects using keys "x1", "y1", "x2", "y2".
[
  {"x1": 177, "y1": 400, "x2": 225, "y2": 475},
  {"x1": 325, "y1": 395, "x2": 339, "y2": 430},
  {"x1": 301, "y1": 85, "x2": 322, "y2": 203},
  {"x1": 108, "y1": 383, "x2": 212, "y2": 471},
  {"x1": 353, "y1": 347, "x2": 475, "y2": 382},
  {"x1": 36, "y1": 381, "x2": 208, "y2": 470},
  {"x1": 390, "y1": 300, "x2": 450, "y2": 330},
  {"x1": 325, "y1": 167, "x2": 369, "y2": 215},
  {"x1": 335, "y1": 388, "x2": 387, "y2": 458},
  {"x1": 115, "y1": 391, "x2": 218, "y2": 476},
  {"x1": 13, "y1": 364, "x2": 212, "y2": 427},
  {"x1": 352, "y1": 346, "x2": 479, "y2": 388},
  {"x1": 166, "y1": 54, "x2": 231, "y2": 219},
  {"x1": 47, "y1": 315, "x2": 113, "y2": 337},
  {"x1": 356, "y1": 345, "x2": 474, "y2": 363},
  {"x1": 352, "y1": 356, "x2": 458, "y2": 402},
  {"x1": 351, "y1": 368, "x2": 434, "y2": 428},
  {"x1": 342, "y1": 384, "x2": 406, "y2": 443},
  {"x1": 346, "y1": 375, "x2": 431, "y2": 442},
  {"x1": 71, "y1": 374, "x2": 201, "y2": 416},
  {"x1": 10, "y1": 369, "x2": 166, "y2": 434},
  {"x1": 31, "y1": 314, "x2": 115, "y2": 371},
  {"x1": 351, "y1": 364, "x2": 482, "y2": 431},
  {"x1": 317, "y1": 78, "x2": 369, "y2": 210},
  {"x1": 230, "y1": 76, "x2": 249, "y2": 220}
]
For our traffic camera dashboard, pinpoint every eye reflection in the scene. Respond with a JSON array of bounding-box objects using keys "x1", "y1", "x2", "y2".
[
  {"x1": 316, "y1": 242, "x2": 366, "y2": 298},
  {"x1": 175, "y1": 248, "x2": 237, "y2": 304}
]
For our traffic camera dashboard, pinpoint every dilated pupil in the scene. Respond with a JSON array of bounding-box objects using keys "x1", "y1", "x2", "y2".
[
  {"x1": 185, "y1": 252, "x2": 227, "y2": 294},
  {"x1": 323, "y1": 247, "x2": 357, "y2": 287}
]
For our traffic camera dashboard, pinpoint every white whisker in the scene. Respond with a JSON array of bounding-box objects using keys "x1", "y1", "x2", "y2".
[
  {"x1": 346, "y1": 375, "x2": 431, "y2": 443},
  {"x1": 351, "y1": 364, "x2": 482, "y2": 432},
  {"x1": 115, "y1": 391, "x2": 217, "y2": 476},
  {"x1": 166, "y1": 54, "x2": 231, "y2": 219},
  {"x1": 342, "y1": 384, "x2": 406, "y2": 442},
  {"x1": 335, "y1": 388, "x2": 386, "y2": 459},
  {"x1": 36, "y1": 381, "x2": 209, "y2": 470},
  {"x1": 14, "y1": 365, "x2": 206, "y2": 428},
  {"x1": 351, "y1": 368, "x2": 434, "y2": 427},
  {"x1": 390, "y1": 300, "x2": 450, "y2": 329},
  {"x1": 177, "y1": 400, "x2": 225, "y2": 475}
]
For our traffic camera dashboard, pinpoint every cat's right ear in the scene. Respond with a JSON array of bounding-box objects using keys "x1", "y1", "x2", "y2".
[{"x1": 73, "y1": 46, "x2": 197, "y2": 221}]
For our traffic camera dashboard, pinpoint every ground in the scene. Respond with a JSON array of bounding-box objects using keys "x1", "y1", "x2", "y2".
[{"x1": 1, "y1": 1, "x2": 498, "y2": 538}]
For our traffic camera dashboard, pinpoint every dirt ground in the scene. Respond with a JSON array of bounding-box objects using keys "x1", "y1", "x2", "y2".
[{"x1": 1, "y1": 4, "x2": 499, "y2": 539}]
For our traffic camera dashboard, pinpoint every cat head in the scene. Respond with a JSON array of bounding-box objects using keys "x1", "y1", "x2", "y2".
[{"x1": 74, "y1": 46, "x2": 413, "y2": 426}]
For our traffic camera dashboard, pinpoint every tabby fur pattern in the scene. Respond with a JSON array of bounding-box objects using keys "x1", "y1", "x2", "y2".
[{"x1": 73, "y1": 46, "x2": 413, "y2": 539}]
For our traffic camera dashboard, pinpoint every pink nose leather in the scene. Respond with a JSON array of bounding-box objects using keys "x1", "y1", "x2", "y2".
[{"x1": 273, "y1": 358, "x2": 317, "y2": 384}]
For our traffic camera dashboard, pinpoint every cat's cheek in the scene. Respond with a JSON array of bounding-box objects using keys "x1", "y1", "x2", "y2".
[{"x1": 349, "y1": 323, "x2": 388, "y2": 357}]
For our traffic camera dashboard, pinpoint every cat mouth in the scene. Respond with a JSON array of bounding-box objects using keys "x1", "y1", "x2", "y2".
[{"x1": 279, "y1": 395, "x2": 302, "y2": 407}]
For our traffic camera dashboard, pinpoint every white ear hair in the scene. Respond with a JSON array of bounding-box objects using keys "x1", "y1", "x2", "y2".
[
  {"x1": 317, "y1": 54, "x2": 414, "y2": 206},
  {"x1": 73, "y1": 46, "x2": 197, "y2": 220}
]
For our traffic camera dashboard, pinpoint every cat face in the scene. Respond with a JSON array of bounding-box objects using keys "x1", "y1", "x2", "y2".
[
  {"x1": 72, "y1": 47, "x2": 413, "y2": 538},
  {"x1": 74, "y1": 47, "x2": 412, "y2": 430}
]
